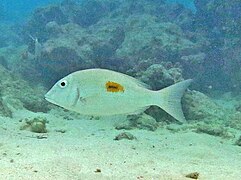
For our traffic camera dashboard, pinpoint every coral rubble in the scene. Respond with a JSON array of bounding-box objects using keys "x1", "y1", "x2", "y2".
[
  {"x1": 20, "y1": 116, "x2": 48, "y2": 133},
  {"x1": 114, "y1": 132, "x2": 136, "y2": 141}
]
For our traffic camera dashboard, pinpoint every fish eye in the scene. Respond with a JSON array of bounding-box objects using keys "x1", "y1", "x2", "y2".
[{"x1": 59, "y1": 80, "x2": 68, "y2": 88}]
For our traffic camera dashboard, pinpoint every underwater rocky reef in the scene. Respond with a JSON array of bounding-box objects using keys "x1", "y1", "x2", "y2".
[
  {"x1": 0, "y1": 64, "x2": 50, "y2": 117},
  {"x1": 16, "y1": 0, "x2": 204, "y2": 86},
  {"x1": 193, "y1": 0, "x2": 241, "y2": 93},
  {"x1": 3, "y1": 0, "x2": 238, "y2": 93},
  {"x1": 0, "y1": 0, "x2": 240, "y2": 141}
]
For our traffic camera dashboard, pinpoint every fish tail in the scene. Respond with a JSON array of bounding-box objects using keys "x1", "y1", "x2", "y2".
[{"x1": 154, "y1": 79, "x2": 193, "y2": 123}]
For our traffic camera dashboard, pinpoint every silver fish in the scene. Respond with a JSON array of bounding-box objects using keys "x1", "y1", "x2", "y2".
[{"x1": 45, "y1": 68, "x2": 192, "y2": 123}]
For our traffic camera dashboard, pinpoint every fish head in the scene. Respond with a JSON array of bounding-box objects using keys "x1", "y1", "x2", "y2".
[{"x1": 45, "y1": 74, "x2": 78, "y2": 110}]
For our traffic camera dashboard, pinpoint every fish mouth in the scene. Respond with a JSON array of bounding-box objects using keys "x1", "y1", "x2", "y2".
[
  {"x1": 45, "y1": 97, "x2": 58, "y2": 106},
  {"x1": 45, "y1": 96, "x2": 53, "y2": 103},
  {"x1": 44, "y1": 94, "x2": 56, "y2": 104}
]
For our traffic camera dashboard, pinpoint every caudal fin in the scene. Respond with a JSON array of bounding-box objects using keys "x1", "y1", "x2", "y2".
[{"x1": 154, "y1": 79, "x2": 193, "y2": 123}]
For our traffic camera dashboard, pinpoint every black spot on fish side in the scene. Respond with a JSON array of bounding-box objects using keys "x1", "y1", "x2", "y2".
[{"x1": 105, "y1": 81, "x2": 125, "y2": 92}]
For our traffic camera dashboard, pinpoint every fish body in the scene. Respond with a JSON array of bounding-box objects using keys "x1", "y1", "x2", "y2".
[
  {"x1": 45, "y1": 69, "x2": 192, "y2": 123},
  {"x1": 29, "y1": 35, "x2": 42, "y2": 60}
]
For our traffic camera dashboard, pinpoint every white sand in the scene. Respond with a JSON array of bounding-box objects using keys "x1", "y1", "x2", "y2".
[{"x1": 0, "y1": 109, "x2": 241, "y2": 180}]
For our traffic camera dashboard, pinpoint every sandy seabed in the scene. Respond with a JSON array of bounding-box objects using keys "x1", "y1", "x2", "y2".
[{"x1": 0, "y1": 109, "x2": 241, "y2": 180}]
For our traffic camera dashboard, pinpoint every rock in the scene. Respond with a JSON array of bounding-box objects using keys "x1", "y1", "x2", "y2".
[
  {"x1": 72, "y1": 0, "x2": 112, "y2": 27},
  {"x1": 226, "y1": 112, "x2": 241, "y2": 130},
  {"x1": 145, "y1": 106, "x2": 176, "y2": 124},
  {"x1": 45, "y1": 21, "x2": 62, "y2": 37},
  {"x1": 115, "y1": 113, "x2": 158, "y2": 131},
  {"x1": 94, "y1": 168, "x2": 101, "y2": 173},
  {"x1": 130, "y1": 113, "x2": 159, "y2": 131},
  {"x1": 116, "y1": 14, "x2": 201, "y2": 63},
  {"x1": 24, "y1": 5, "x2": 68, "y2": 41},
  {"x1": 114, "y1": 132, "x2": 136, "y2": 141},
  {"x1": 181, "y1": 90, "x2": 241, "y2": 131},
  {"x1": 166, "y1": 124, "x2": 183, "y2": 133},
  {"x1": 185, "y1": 172, "x2": 199, "y2": 179},
  {"x1": 40, "y1": 45, "x2": 86, "y2": 84},
  {"x1": 136, "y1": 63, "x2": 183, "y2": 90},
  {"x1": 55, "y1": 129, "x2": 66, "y2": 133},
  {"x1": 115, "y1": 121, "x2": 133, "y2": 130},
  {"x1": 193, "y1": 0, "x2": 241, "y2": 92},
  {"x1": 0, "y1": 65, "x2": 50, "y2": 115},
  {"x1": 0, "y1": 98, "x2": 12, "y2": 117},
  {"x1": 181, "y1": 52, "x2": 206, "y2": 77},
  {"x1": 183, "y1": 90, "x2": 225, "y2": 121},
  {"x1": 235, "y1": 136, "x2": 241, "y2": 146},
  {"x1": 19, "y1": 0, "x2": 205, "y2": 87},
  {"x1": 195, "y1": 123, "x2": 234, "y2": 139},
  {"x1": 22, "y1": 21, "x2": 124, "y2": 85},
  {"x1": 195, "y1": 0, "x2": 241, "y2": 37},
  {"x1": 20, "y1": 116, "x2": 48, "y2": 133},
  {"x1": 235, "y1": 103, "x2": 241, "y2": 112},
  {"x1": 36, "y1": 134, "x2": 48, "y2": 139}
]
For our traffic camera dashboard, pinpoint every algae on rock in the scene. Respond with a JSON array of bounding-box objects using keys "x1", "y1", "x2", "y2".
[
  {"x1": 20, "y1": 117, "x2": 48, "y2": 133},
  {"x1": 115, "y1": 113, "x2": 159, "y2": 131},
  {"x1": 0, "y1": 65, "x2": 50, "y2": 114}
]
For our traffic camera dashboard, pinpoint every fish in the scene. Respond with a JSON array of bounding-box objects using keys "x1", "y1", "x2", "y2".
[
  {"x1": 29, "y1": 34, "x2": 42, "y2": 61},
  {"x1": 45, "y1": 68, "x2": 192, "y2": 123}
]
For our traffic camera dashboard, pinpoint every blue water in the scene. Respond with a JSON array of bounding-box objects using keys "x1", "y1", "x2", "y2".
[
  {"x1": 1, "y1": 0, "x2": 195, "y2": 22},
  {"x1": 1, "y1": 0, "x2": 62, "y2": 22},
  {"x1": 168, "y1": 0, "x2": 196, "y2": 11}
]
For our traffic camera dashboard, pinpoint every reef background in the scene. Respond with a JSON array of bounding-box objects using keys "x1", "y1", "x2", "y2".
[
  {"x1": 0, "y1": 0, "x2": 241, "y2": 179},
  {"x1": 1, "y1": 0, "x2": 241, "y2": 92}
]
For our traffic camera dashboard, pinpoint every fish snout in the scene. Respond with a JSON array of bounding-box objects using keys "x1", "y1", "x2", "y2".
[{"x1": 44, "y1": 90, "x2": 55, "y2": 103}]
